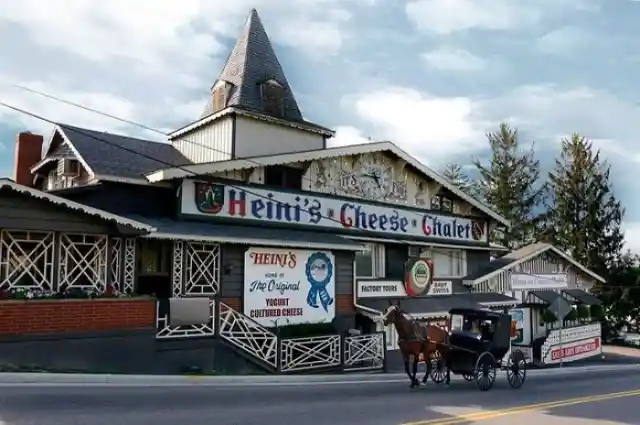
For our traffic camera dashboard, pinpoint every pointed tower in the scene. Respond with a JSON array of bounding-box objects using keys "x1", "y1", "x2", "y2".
[{"x1": 170, "y1": 9, "x2": 334, "y2": 163}]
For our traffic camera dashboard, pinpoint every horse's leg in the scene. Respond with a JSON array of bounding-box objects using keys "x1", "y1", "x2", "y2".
[
  {"x1": 403, "y1": 354, "x2": 414, "y2": 388},
  {"x1": 422, "y1": 347, "x2": 431, "y2": 384},
  {"x1": 445, "y1": 351, "x2": 451, "y2": 385},
  {"x1": 411, "y1": 353, "x2": 420, "y2": 387}
]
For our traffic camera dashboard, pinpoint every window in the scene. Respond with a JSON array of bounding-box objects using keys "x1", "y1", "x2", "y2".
[
  {"x1": 355, "y1": 243, "x2": 385, "y2": 278},
  {"x1": 416, "y1": 247, "x2": 465, "y2": 278},
  {"x1": 355, "y1": 244, "x2": 375, "y2": 278},
  {"x1": 261, "y1": 80, "x2": 284, "y2": 117},
  {"x1": 430, "y1": 195, "x2": 453, "y2": 213},
  {"x1": 264, "y1": 166, "x2": 303, "y2": 190},
  {"x1": 137, "y1": 239, "x2": 171, "y2": 275}
]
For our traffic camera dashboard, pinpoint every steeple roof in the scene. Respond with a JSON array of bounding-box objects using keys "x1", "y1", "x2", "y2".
[{"x1": 201, "y1": 9, "x2": 303, "y2": 122}]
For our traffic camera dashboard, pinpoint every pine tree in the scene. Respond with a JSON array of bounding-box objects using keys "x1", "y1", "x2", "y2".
[
  {"x1": 544, "y1": 133, "x2": 625, "y2": 277},
  {"x1": 442, "y1": 163, "x2": 471, "y2": 193},
  {"x1": 473, "y1": 123, "x2": 545, "y2": 250}
]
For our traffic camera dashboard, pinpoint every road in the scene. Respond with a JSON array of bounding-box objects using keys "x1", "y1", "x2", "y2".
[{"x1": 0, "y1": 368, "x2": 638, "y2": 425}]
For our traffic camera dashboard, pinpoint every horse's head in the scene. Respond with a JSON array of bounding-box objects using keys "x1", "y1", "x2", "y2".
[{"x1": 381, "y1": 302, "x2": 402, "y2": 326}]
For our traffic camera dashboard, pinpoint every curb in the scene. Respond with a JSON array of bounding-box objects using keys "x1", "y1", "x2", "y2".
[{"x1": 0, "y1": 364, "x2": 638, "y2": 386}]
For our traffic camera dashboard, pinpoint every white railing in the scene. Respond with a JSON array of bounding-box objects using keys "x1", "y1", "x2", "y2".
[
  {"x1": 344, "y1": 333, "x2": 385, "y2": 371},
  {"x1": 280, "y1": 335, "x2": 341, "y2": 372},
  {"x1": 218, "y1": 301, "x2": 278, "y2": 368},
  {"x1": 156, "y1": 299, "x2": 215, "y2": 339}
]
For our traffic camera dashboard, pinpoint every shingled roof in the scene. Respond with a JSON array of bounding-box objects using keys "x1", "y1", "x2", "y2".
[{"x1": 47, "y1": 124, "x2": 192, "y2": 181}]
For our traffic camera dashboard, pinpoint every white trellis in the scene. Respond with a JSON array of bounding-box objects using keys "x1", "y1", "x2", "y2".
[
  {"x1": 280, "y1": 335, "x2": 341, "y2": 372},
  {"x1": 109, "y1": 238, "x2": 122, "y2": 290},
  {"x1": 172, "y1": 241, "x2": 184, "y2": 297},
  {"x1": 0, "y1": 230, "x2": 55, "y2": 290},
  {"x1": 156, "y1": 298, "x2": 216, "y2": 339},
  {"x1": 184, "y1": 242, "x2": 220, "y2": 295},
  {"x1": 344, "y1": 333, "x2": 385, "y2": 371},
  {"x1": 58, "y1": 233, "x2": 108, "y2": 291},
  {"x1": 122, "y1": 238, "x2": 136, "y2": 293}
]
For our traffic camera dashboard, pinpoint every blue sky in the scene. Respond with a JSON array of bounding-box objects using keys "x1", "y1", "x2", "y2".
[{"x1": 1, "y1": 0, "x2": 640, "y2": 251}]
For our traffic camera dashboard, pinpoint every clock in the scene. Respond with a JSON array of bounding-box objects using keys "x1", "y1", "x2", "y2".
[{"x1": 356, "y1": 157, "x2": 392, "y2": 199}]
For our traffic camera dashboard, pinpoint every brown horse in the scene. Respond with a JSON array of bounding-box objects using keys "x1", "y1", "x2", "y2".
[{"x1": 382, "y1": 303, "x2": 449, "y2": 388}]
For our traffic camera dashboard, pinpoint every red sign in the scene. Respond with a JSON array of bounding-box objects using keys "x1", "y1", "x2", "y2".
[{"x1": 551, "y1": 338, "x2": 600, "y2": 361}]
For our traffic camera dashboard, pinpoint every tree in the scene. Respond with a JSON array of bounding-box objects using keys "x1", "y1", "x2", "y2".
[
  {"x1": 442, "y1": 163, "x2": 471, "y2": 193},
  {"x1": 473, "y1": 123, "x2": 545, "y2": 250},
  {"x1": 543, "y1": 134, "x2": 625, "y2": 277}
]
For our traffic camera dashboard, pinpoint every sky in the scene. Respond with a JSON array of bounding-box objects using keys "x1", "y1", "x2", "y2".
[{"x1": 1, "y1": 0, "x2": 640, "y2": 251}]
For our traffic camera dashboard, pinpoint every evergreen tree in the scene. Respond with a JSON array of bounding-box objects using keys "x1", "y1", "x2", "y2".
[
  {"x1": 442, "y1": 163, "x2": 471, "y2": 193},
  {"x1": 473, "y1": 123, "x2": 545, "y2": 250},
  {"x1": 544, "y1": 133, "x2": 625, "y2": 277}
]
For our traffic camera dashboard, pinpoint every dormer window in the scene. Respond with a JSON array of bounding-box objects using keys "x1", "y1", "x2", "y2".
[
  {"x1": 211, "y1": 81, "x2": 231, "y2": 113},
  {"x1": 260, "y1": 79, "x2": 284, "y2": 117}
]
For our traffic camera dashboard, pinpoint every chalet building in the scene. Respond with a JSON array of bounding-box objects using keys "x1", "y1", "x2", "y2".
[{"x1": 0, "y1": 9, "x2": 603, "y2": 374}]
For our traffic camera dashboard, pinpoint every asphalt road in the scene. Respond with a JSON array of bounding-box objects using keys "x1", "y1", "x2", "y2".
[{"x1": 1, "y1": 369, "x2": 639, "y2": 425}]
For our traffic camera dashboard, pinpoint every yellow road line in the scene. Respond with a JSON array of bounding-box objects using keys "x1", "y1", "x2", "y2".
[{"x1": 402, "y1": 388, "x2": 640, "y2": 425}]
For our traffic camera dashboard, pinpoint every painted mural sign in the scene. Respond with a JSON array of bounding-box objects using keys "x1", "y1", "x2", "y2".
[
  {"x1": 510, "y1": 309, "x2": 525, "y2": 344},
  {"x1": 182, "y1": 181, "x2": 488, "y2": 243},
  {"x1": 243, "y1": 248, "x2": 336, "y2": 327}
]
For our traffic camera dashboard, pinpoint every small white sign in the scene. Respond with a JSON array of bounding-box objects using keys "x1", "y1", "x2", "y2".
[
  {"x1": 357, "y1": 280, "x2": 405, "y2": 298},
  {"x1": 511, "y1": 273, "x2": 568, "y2": 290},
  {"x1": 427, "y1": 280, "x2": 452, "y2": 296},
  {"x1": 356, "y1": 280, "x2": 452, "y2": 298},
  {"x1": 244, "y1": 248, "x2": 336, "y2": 327}
]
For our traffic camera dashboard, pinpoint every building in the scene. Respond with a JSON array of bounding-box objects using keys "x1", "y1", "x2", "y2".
[{"x1": 0, "y1": 9, "x2": 603, "y2": 374}]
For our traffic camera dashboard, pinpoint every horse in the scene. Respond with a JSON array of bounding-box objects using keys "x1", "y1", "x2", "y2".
[{"x1": 382, "y1": 302, "x2": 449, "y2": 388}]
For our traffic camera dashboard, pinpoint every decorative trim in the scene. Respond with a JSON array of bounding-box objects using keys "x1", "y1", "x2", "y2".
[
  {"x1": 123, "y1": 238, "x2": 136, "y2": 293},
  {"x1": 0, "y1": 178, "x2": 154, "y2": 232}
]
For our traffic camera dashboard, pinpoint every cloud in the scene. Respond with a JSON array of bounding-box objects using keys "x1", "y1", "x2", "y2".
[
  {"x1": 331, "y1": 126, "x2": 373, "y2": 147},
  {"x1": 535, "y1": 26, "x2": 591, "y2": 55},
  {"x1": 422, "y1": 47, "x2": 486, "y2": 71},
  {"x1": 405, "y1": 0, "x2": 597, "y2": 35}
]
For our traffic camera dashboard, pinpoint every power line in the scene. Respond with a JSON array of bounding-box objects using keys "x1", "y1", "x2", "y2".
[{"x1": 0, "y1": 96, "x2": 621, "y2": 290}]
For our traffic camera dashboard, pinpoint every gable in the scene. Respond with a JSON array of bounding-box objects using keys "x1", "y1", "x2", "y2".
[{"x1": 145, "y1": 141, "x2": 508, "y2": 226}]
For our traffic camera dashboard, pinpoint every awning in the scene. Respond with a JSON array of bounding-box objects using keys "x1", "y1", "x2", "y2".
[
  {"x1": 358, "y1": 294, "x2": 481, "y2": 319},
  {"x1": 563, "y1": 289, "x2": 602, "y2": 306},
  {"x1": 529, "y1": 290, "x2": 563, "y2": 305},
  {"x1": 127, "y1": 216, "x2": 363, "y2": 251},
  {"x1": 467, "y1": 292, "x2": 518, "y2": 307}
]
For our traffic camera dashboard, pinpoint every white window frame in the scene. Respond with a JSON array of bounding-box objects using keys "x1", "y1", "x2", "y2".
[
  {"x1": 415, "y1": 246, "x2": 467, "y2": 279},
  {"x1": 355, "y1": 243, "x2": 385, "y2": 279}
]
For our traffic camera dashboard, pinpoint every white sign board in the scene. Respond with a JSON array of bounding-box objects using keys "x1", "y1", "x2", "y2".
[
  {"x1": 511, "y1": 273, "x2": 568, "y2": 290},
  {"x1": 543, "y1": 337, "x2": 601, "y2": 364},
  {"x1": 182, "y1": 180, "x2": 489, "y2": 243},
  {"x1": 244, "y1": 248, "x2": 336, "y2": 327},
  {"x1": 356, "y1": 280, "x2": 452, "y2": 298}
]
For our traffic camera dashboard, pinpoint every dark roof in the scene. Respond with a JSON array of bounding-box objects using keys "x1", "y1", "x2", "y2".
[
  {"x1": 449, "y1": 308, "x2": 505, "y2": 320},
  {"x1": 58, "y1": 124, "x2": 192, "y2": 179},
  {"x1": 125, "y1": 216, "x2": 361, "y2": 249},
  {"x1": 463, "y1": 242, "x2": 551, "y2": 281},
  {"x1": 529, "y1": 290, "x2": 562, "y2": 305},
  {"x1": 359, "y1": 294, "x2": 480, "y2": 315},
  {"x1": 199, "y1": 9, "x2": 329, "y2": 133},
  {"x1": 468, "y1": 292, "x2": 518, "y2": 306},
  {"x1": 563, "y1": 289, "x2": 602, "y2": 306}
]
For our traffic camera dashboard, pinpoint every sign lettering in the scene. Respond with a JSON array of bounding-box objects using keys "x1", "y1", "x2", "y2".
[
  {"x1": 244, "y1": 248, "x2": 336, "y2": 326},
  {"x1": 183, "y1": 181, "x2": 488, "y2": 243}
]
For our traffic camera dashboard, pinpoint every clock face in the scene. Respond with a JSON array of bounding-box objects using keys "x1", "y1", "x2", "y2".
[{"x1": 356, "y1": 157, "x2": 392, "y2": 199}]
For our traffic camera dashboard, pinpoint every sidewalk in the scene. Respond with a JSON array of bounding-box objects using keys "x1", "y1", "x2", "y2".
[
  {"x1": 0, "y1": 364, "x2": 637, "y2": 386},
  {"x1": 603, "y1": 345, "x2": 640, "y2": 357}
]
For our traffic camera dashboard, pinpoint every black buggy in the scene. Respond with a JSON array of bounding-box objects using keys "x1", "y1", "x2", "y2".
[{"x1": 429, "y1": 308, "x2": 527, "y2": 392}]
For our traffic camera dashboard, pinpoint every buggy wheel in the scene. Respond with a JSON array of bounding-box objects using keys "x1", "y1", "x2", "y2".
[
  {"x1": 474, "y1": 352, "x2": 496, "y2": 392},
  {"x1": 462, "y1": 373, "x2": 474, "y2": 381},
  {"x1": 429, "y1": 350, "x2": 448, "y2": 384},
  {"x1": 505, "y1": 349, "x2": 527, "y2": 389}
]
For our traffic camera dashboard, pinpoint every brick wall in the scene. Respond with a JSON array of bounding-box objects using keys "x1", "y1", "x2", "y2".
[
  {"x1": 336, "y1": 294, "x2": 354, "y2": 313},
  {"x1": 0, "y1": 298, "x2": 156, "y2": 336}
]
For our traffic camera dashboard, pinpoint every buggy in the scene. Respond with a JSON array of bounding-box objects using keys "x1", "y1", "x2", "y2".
[{"x1": 429, "y1": 308, "x2": 527, "y2": 391}]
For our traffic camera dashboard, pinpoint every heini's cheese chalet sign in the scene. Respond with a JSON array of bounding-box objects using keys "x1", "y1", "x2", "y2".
[{"x1": 181, "y1": 180, "x2": 488, "y2": 243}]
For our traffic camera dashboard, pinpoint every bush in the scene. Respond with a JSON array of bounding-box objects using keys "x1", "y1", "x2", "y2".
[
  {"x1": 576, "y1": 305, "x2": 589, "y2": 319},
  {"x1": 541, "y1": 309, "x2": 557, "y2": 324}
]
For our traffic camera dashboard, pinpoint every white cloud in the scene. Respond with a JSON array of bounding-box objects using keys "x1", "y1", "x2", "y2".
[
  {"x1": 623, "y1": 222, "x2": 640, "y2": 255},
  {"x1": 405, "y1": 0, "x2": 597, "y2": 35},
  {"x1": 422, "y1": 47, "x2": 486, "y2": 71},
  {"x1": 535, "y1": 26, "x2": 591, "y2": 55},
  {"x1": 340, "y1": 87, "x2": 488, "y2": 165},
  {"x1": 331, "y1": 126, "x2": 373, "y2": 147}
]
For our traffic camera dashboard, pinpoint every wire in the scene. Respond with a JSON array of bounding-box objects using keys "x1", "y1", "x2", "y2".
[{"x1": 0, "y1": 96, "x2": 624, "y2": 290}]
